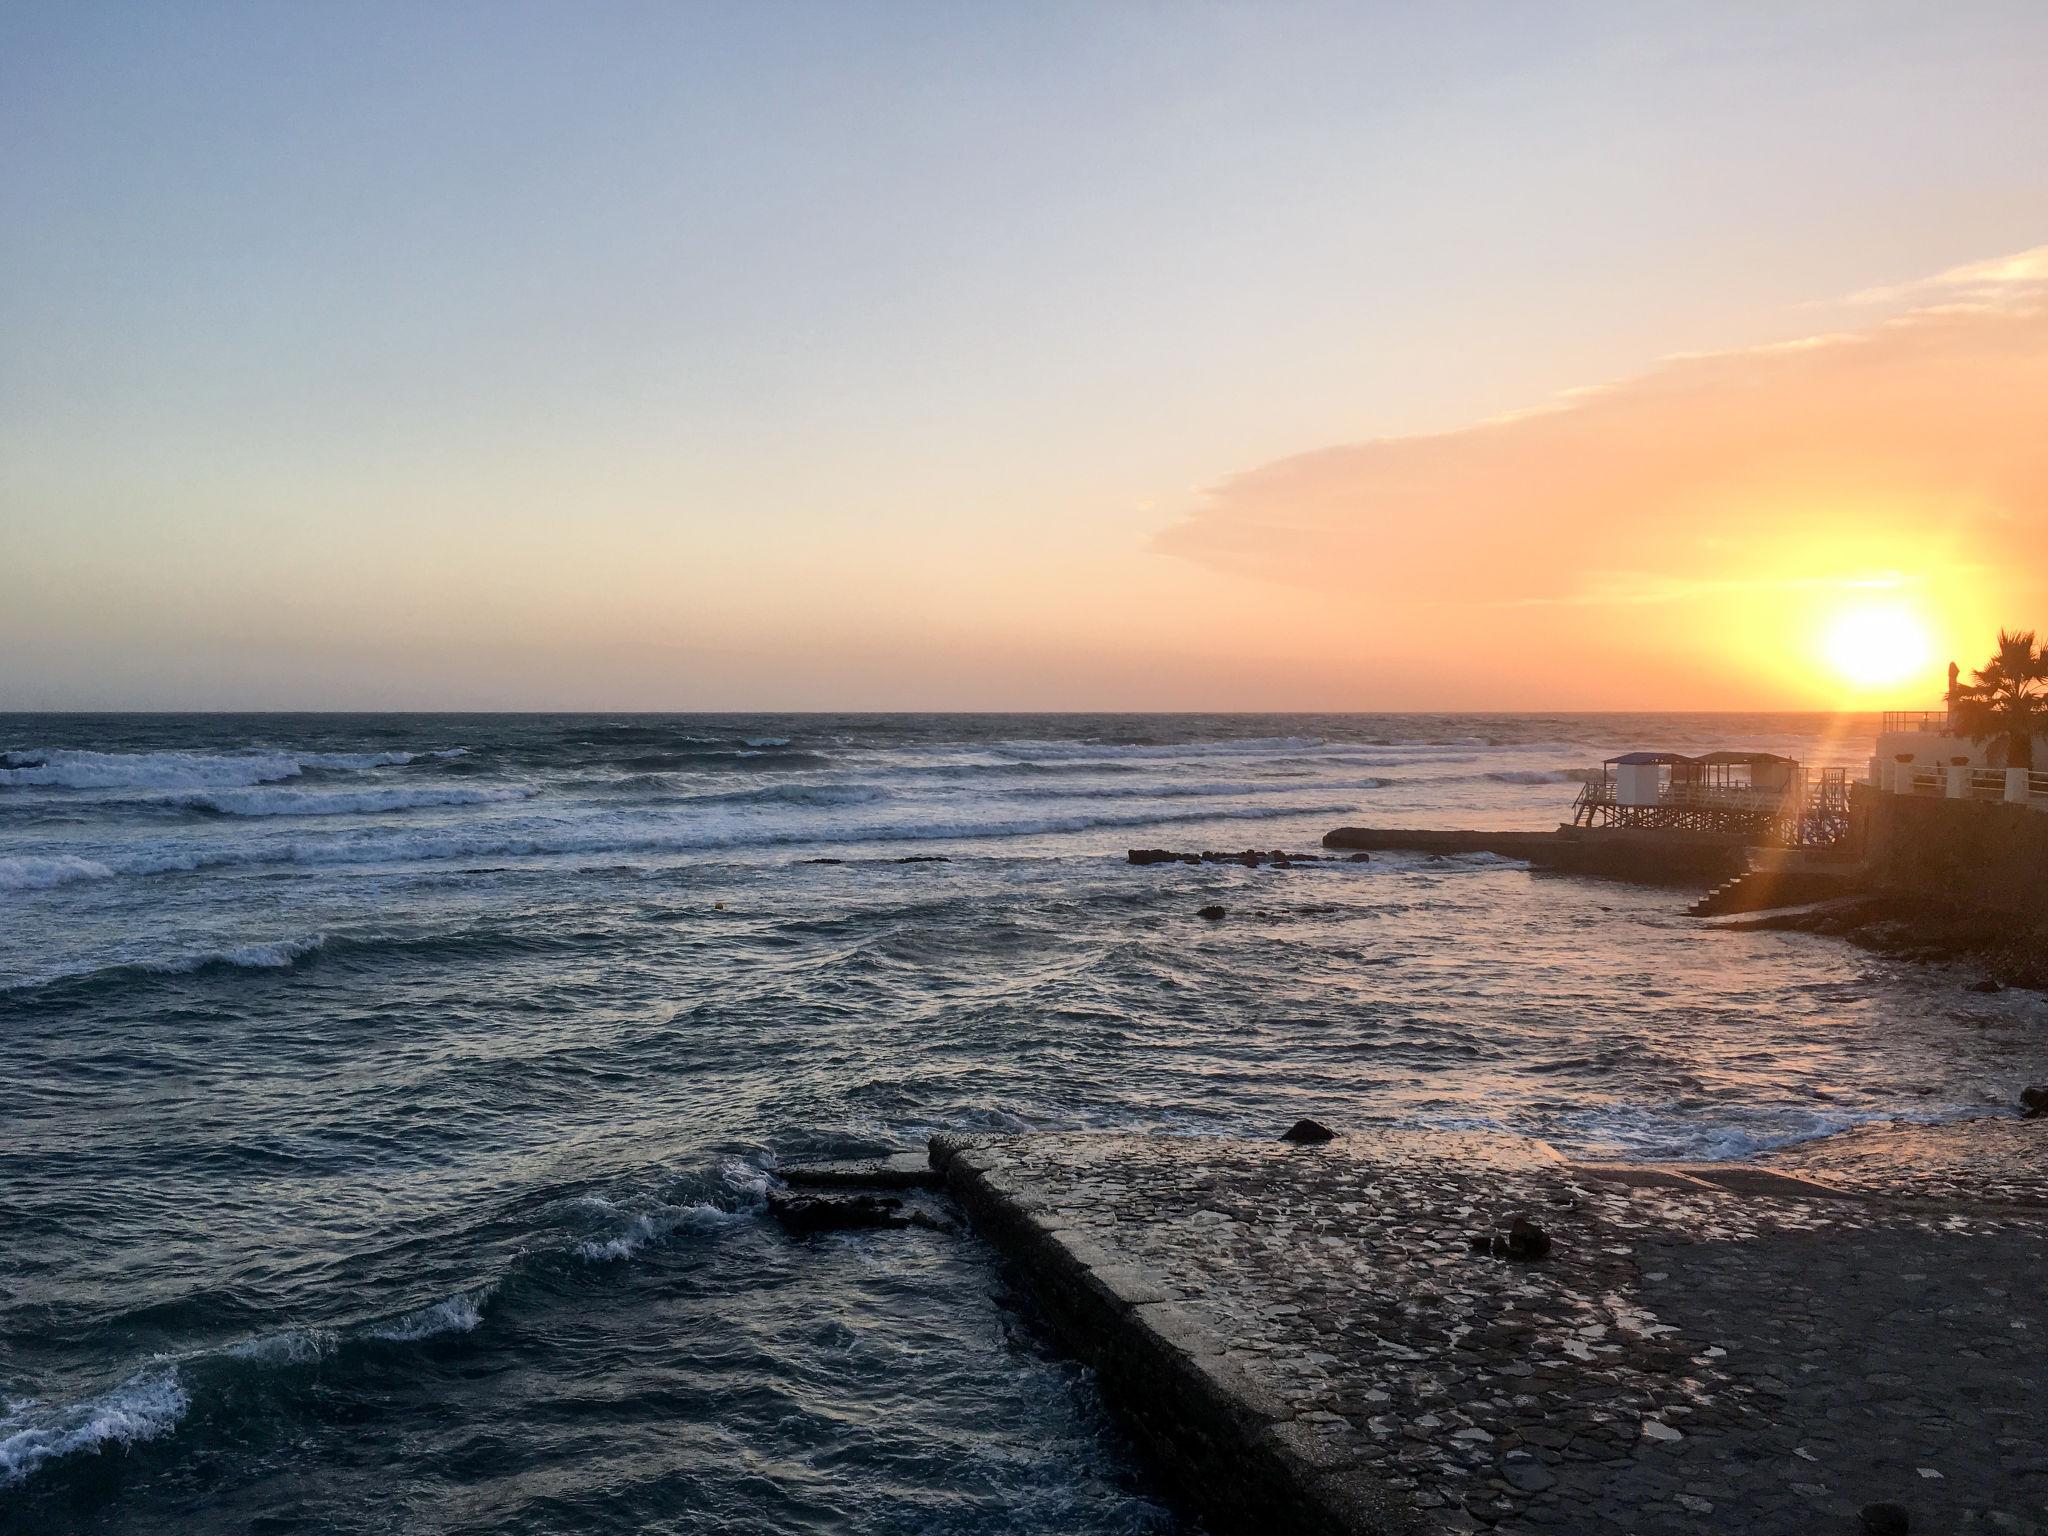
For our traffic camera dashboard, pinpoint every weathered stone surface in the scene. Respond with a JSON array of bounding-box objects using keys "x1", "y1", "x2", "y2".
[
  {"x1": 780, "y1": 1150, "x2": 940, "y2": 1190},
  {"x1": 935, "y1": 1126, "x2": 2048, "y2": 1536}
]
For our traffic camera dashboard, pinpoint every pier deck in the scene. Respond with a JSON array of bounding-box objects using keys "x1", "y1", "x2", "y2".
[{"x1": 932, "y1": 1123, "x2": 2048, "y2": 1536}]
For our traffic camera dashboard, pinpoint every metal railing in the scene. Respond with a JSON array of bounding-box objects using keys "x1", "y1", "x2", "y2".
[{"x1": 1881, "y1": 710, "x2": 1950, "y2": 734}]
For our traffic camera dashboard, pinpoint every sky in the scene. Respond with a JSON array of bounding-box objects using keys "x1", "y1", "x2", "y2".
[{"x1": 3, "y1": 1, "x2": 2046, "y2": 711}]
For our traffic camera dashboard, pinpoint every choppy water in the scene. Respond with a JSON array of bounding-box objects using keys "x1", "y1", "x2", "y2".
[{"x1": 4, "y1": 713, "x2": 2043, "y2": 1532}]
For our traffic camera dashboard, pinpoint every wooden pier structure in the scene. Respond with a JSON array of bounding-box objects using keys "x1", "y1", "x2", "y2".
[{"x1": 1570, "y1": 751, "x2": 1851, "y2": 849}]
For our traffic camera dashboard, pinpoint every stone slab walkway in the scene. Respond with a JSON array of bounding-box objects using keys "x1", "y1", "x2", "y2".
[{"x1": 933, "y1": 1124, "x2": 2048, "y2": 1536}]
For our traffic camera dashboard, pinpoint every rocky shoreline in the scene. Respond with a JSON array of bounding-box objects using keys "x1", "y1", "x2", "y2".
[
  {"x1": 1716, "y1": 891, "x2": 2048, "y2": 990},
  {"x1": 770, "y1": 1114, "x2": 2048, "y2": 1536}
]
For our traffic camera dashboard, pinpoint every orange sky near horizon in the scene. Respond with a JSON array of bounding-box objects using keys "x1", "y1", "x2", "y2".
[{"x1": 5, "y1": 8, "x2": 2046, "y2": 713}]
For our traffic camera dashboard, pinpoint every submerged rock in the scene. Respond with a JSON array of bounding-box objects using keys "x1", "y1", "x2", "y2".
[
  {"x1": 1197, "y1": 905, "x2": 1228, "y2": 921},
  {"x1": 1127, "y1": 848, "x2": 1329, "y2": 868},
  {"x1": 2021, "y1": 1085, "x2": 2048, "y2": 1118},
  {"x1": 1280, "y1": 1118, "x2": 1336, "y2": 1144},
  {"x1": 1967, "y1": 978, "x2": 2005, "y2": 993},
  {"x1": 770, "y1": 1193, "x2": 911, "y2": 1234}
]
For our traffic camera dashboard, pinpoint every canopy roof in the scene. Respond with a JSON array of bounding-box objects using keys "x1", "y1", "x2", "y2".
[{"x1": 1604, "y1": 750, "x2": 1798, "y2": 767}]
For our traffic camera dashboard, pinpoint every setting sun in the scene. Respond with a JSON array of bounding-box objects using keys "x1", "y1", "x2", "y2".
[{"x1": 1822, "y1": 603, "x2": 1934, "y2": 691}]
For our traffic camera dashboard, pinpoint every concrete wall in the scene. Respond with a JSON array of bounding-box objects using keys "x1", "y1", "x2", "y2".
[{"x1": 1855, "y1": 784, "x2": 2048, "y2": 917}]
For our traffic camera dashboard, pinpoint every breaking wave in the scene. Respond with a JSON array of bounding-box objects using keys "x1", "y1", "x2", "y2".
[
  {"x1": 0, "y1": 1370, "x2": 190, "y2": 1488},
  {"x1": 166, "y1": 785, "x2": 534, "y2": 818},
  {"x1": 0, "y1": 747, "x2": 463, "y2": 793},
  {"x1": 0, "y1": 855, "x2": 116, "y2": 891},
  {"x1": 365, "y1": 1292, "x2": 487, "y2": 1342}
]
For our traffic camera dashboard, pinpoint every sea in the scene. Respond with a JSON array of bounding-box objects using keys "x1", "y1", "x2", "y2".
[{"x1": 4, "y1": 712, "x2": 2043, "y2": 1534}]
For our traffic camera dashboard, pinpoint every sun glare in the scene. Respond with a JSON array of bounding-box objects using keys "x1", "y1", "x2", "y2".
[{"x1": 1822, "y1": 604, "x2": 1933, "y2": 691}]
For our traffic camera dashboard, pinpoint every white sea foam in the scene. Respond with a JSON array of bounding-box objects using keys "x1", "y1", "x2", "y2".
[
  {"x1": 137, "y1": 936, "x2": 325, "y2": 974},
  {"x1": 365, "y1": 1292, "x2": 485, "y2": 1342},
  {"x1": 0, "y1": 746, "x2": 459, "y2": 792},
  {"x1": 84, "y1": 798, "x2": 1360, "y2": 883},
  {"x1": 0, "y1": 1369, "x2": 189, "y2": 1487},
  {"x1": 576, "y1": 1161, "x2": 767, "y2": 1261},
  {"x1": 0, "y1": 855, "x2": 116, "y2": 891},
  {"x1": 170, "y1": 785, "x2": 533, "y2": 818}
]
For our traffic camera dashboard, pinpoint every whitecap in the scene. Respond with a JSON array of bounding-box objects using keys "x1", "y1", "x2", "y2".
[
  {"x1": 137, "y1": 936, "x2": 325, "y2": 974},
  {"x1": 0, "y1": 1369, "x2": 189, "y2": 1487},
  {"x1": 365, "y1": 1292, "x2": 485, "y2": 1342},
  {"x1": 0, "y1": 855, "x2": 116, "y2": 891},
  {"x1": 169, "y1": 785, "x2": 534, "y2": 818}
]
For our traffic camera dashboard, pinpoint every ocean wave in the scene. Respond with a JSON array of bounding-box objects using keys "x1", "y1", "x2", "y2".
[
  {"x1": 572, "y1": 1161, "x2": 768, "y2": 1262},
  {"x1": 1483, "y1": 768, "x2": 1588, "y2": 785},
  {"x1": 680, "y1": 782, "x2": 892, "y2": 810},
  {"x1": 1003, "y1": 775, "x2": 1391, "y2": 803},
  {"x1": 0, "y1": 1369, "x2": 189, "y2": 1488},
  {"x1": 0, "y1": 747, "x2": 461, "y2": 793},
  {"x1": 365, "y1": 1291, "x2": 485, "y2": 1342},
  {"x1": 226, "y1": 1328, "x2": 338, "y2": 1365},
  {"x1": 53, "y1": 798, "x2": 1360, "y2": 885},
  {"x1": 0, "y1": 1288, "x2": 491, "y2": 1489},
  {"x1": 0, "y1": 855, "x2": 115, "y2": 891},
  {"x1": 138, "y1": 936, "x2": 327, "y2": 974},
  {"x1": 166, "y1": 785, "x2": 534, "y2": 818}
]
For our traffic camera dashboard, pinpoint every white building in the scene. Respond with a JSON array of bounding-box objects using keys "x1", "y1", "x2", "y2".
[{"x1": 1869, "y1": 708, "x2": 2048, "y2": 809}]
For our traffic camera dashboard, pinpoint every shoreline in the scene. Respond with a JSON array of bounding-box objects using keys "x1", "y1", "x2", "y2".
[{"x1": 920, "y1": 1112, "x2": 2047, "y2": 1536}]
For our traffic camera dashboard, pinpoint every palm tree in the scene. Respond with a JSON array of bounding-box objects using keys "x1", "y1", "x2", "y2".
[{"x1": 1952, "y1": 629, "x2": 2048, "y2": 771}]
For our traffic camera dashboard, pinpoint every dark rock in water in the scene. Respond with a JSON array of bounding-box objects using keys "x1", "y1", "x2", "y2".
[
  {"x1": 893, "y1": 855, "x2": 949, "y2": 864},
  {"x1": 1197, "y1": 905, "x2": 1227, "y2": 921},
  {"x1": 1130, "y1": 848, "x2": 1324, "y2": 867},
  {"x1": 2021, "y1": 1085, "x2": 2048, "y2": 1117},
  {"x1": 769, "y1": 1192, "x2": 912, "y2": 1234},
  {"x1": 1347, "y1": 852, "x2": 1372, "y2": 862},
  {"x1": 1860, "y1": 1503, "x2": 1910, "y2": 1535},
  {"x1": 1470, "y1": 1215, "x2": 1552, "y2": 1262},
  {"x1": 1967, "y1": 978, "x2": 2004, "y2": 993},
  {"x1": 1280, "y1": 1118, "x2": 1336, "y2": 1144},
  {"x1": 799, "y1": 857, "x2": 845, "y2": 865}
]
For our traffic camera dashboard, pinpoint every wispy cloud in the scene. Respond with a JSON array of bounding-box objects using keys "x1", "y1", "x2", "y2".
[
  {"x1": 1843, "y1": 243, "x2": 2048, "y2": 308},
  {"x1": 1159, "y1": 245, "x2": 2048, "y2": 623}
]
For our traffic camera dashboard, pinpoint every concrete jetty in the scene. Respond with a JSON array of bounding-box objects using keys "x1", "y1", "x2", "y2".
[
  {"x1": 929, "y1": 1122, "x2": 2048, "y2": 1536},
  {"x1": 1320, "y1": 826, "x2": 1754, "y2": 883}
]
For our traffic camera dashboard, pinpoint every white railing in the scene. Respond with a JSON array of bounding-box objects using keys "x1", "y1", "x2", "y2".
[{"x1": 1882, "y1": 710, "x2": 1950, "y2": 734}]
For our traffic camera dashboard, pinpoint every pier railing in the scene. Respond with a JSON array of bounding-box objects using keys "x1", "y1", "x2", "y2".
[
  {"x1": 1881, "y1": 710, "x2": 1951, "y2": 734},
  {"x1": 1571, "y1": 767, "x2": 1850, "y2": 846}
]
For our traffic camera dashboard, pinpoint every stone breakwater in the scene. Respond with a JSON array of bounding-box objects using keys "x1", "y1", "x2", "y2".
[{"x1": 928, "y1": 1123, "x2": 2048, "y2": 1536}]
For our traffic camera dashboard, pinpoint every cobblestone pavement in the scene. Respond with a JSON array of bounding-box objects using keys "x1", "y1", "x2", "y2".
[{"x1": 946, "y1": 1126, "x2": 2048, "y2": 1536}]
